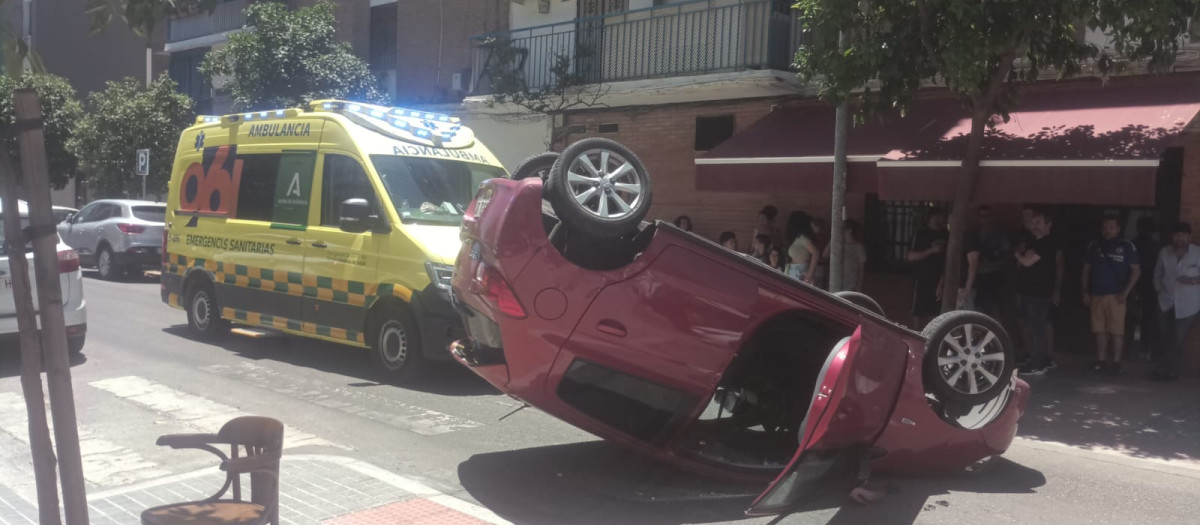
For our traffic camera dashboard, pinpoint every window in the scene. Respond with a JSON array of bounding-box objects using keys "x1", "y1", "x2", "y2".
[
  {"x1": 370, "y1": 155, "x2": 506, "y2": 226},
  {"x1": 598, "y1": 123, "x2": 619, "y2": 133},
  {"x1": 236, "y1": 154, "x2": 282, "y2": 222},
  {"x1": 73, "y1": 203, "x2": 101, "y2": 223},
  {"x1": 132, "y1": 205, "x2": 166, "y2": 223},
  {"x1": 321, "y1": 155, "x2": 378, "y2": 228},
  {"x1": 694, "y1": 115, "x2": 735, "y2": 151},
  {"x1": 557, "y1": 359, "x2": 694, "y2": 443}
]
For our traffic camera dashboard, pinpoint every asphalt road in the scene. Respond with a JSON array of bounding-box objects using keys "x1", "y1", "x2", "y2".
[{"x1": 2, "y1": 273, "x2": 1199, "y2": 524}]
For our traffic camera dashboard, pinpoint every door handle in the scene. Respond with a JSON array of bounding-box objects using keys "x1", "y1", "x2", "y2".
[
  {"x1": 312, "y1": 241, "x2": 328, "y2": 249},
  {"x1": 596, "y1": 319, "x2": 626, "y2": 337},
  {"x1": 286, "y1": 238, "x2": 302, "y2": 246}
]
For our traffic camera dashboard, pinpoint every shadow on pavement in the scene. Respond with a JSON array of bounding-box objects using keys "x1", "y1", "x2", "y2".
[
  {"x1": 1014, "y1": 354, "x2": 1200, "y2": 463},
  {"x1": 159, "y1": 325, "x2": 499, "y2": 396},
  {"x1": 0, "y1": 344, "x2": 88, "y2": 379},
  {"x1": 458, "y1": 442, "x2": 1045, "y2": 525},
  {"x1": 81, "y1": 269, "x2": 161, "y2": 284}
]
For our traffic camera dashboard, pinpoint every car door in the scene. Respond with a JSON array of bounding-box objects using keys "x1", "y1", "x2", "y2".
[
  {"x1": 68, "y1": 203, "x2": 110, "y2": 262},
  {"x1": 301, "y1": 152, "x2": 382, "y2": 341},
  {"x1": 744, "y1": 326, "x2": 900, "y2": 515},
  {"x1": 59, "y1": 202, "x2": 97, "y2": 253}
]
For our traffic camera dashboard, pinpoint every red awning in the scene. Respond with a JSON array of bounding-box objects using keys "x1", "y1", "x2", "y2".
[{"x1": 695, "y1": 76, "x2": 1200, "y2": 206}]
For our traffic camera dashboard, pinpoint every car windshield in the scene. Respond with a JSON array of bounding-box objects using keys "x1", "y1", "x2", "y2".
[
  {"x1": 132, "y1": 205, "x2": 166, "y2": 222},
  {"x1": 370, "y1": 155, "x2": 506, "y2": 225}
]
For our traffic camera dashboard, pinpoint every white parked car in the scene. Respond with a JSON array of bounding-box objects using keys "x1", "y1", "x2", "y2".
[
  {"x1": 57, "y1": 199, "x2": 165, "y2": 280},
  {"x1": 0, "y1": 200, "x2": 88, "y2": 354}
]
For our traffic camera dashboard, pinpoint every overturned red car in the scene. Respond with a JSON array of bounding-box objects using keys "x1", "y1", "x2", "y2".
[{"x1": 448, "y1": 138, "x2": 1029, "y2": 515}]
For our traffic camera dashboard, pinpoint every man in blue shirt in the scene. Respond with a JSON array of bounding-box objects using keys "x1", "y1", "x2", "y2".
[{"x1": 1082, "y1": 216, "x2": 1142, "y2": 376}]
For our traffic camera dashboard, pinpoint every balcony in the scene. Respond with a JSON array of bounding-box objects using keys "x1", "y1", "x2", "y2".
[
  {"x1": 470, "y1": 0, "x2": 805, "y2": 95},
  {"x1": 167, "y1": 0, "x2": 251, "y2": 44}
]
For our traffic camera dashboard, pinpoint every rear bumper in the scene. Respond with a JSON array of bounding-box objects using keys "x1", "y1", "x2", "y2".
[{"x1": 114, "y1": 246, "x2": 160, "y2": 268}]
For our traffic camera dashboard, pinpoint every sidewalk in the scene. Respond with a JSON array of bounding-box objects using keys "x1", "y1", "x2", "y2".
[
  {"x1": 1014, "y1": 353, "x2": 1200, "y2": 467},
  {"x1": 0, "y1": 455, "x2": 511, "y2": 525}
]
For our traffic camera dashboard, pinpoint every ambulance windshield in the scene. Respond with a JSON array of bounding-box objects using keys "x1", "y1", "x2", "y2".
[{"x1": 371, "y1": 155, "x2": 506, "y2": 225}]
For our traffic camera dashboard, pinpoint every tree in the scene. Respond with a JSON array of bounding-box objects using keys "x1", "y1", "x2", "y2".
[
  {"x1": 0, "y1": 74, "x2": 83, "y2": 189},
  {"x1": 199, "y1": 1, "x2": 386, "y2": 111},
  {"x1": 69, "y1": 75, "x2": 194, "y2": 198},
  {"x1": 794, "y1": 0, "x2": 1200, "y2": 313}
]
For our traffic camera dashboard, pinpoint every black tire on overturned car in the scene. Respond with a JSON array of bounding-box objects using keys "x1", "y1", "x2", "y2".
[
  {"x1": 920, "y1": 310, "x2": 1015, "y2": 407},
  {"x1": 546, "y1": 138, "x2": 653, "y2": 240}
]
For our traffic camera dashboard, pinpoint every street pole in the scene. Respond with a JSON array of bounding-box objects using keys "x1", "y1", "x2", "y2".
[
  {"x1": 142, "y1": 171, "x2": 147, "y2": 200},
  {"x1": 828, "y1": 30, "x2": 850, "y2": 293}
]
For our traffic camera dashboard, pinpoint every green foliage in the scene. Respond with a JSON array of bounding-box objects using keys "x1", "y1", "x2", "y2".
[
  {"x1": 199, "y1": 2, "x2": 386, "y2": 111},
  {"x1": 479, "y1": 38, "x2": 607, "y2": 114},
  {"x1": 793, "y1": 0, "x2": 1200, "y2": 116},
  {"x1": 85, "y1": 0, "x2": 217, "y2": 38},
  {"x1": 69, "y1": 76, "x2": 195, "y2": 198},
  {"x1": 0, "y1": 74, "x2": 83, "y2": 189}
]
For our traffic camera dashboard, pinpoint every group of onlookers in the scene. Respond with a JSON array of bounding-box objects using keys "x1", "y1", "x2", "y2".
[{"x1": 677, "y1": 206, "x2": 867, "y2": 293}]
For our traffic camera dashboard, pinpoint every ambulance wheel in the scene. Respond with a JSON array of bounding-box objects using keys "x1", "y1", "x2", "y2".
[
  {"x1": 546, "y1": 138, "x2": 652, "y2": 239},
  {"x1": 511, "y1": 152, "x2": 559, "y2": 181},
  {"x1": 921, "y1": 311, "x2": 1014, "y2": 406},
  {"x1": 186, "y1": 279, "x2": 229, "y2": 340},
  {"x1": 370, "y1": 304, "x2": 424, "y2": 382}
]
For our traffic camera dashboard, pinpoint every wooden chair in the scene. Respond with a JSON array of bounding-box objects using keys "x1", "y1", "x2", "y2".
[{"x1": 141, "y1": 416, "x2": 284, "y2": 525}]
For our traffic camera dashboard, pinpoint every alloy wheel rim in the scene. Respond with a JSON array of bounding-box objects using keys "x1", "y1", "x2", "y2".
[
  {"x1": 936, "y1": 323, "x2": 1006, "y2": 396},
  {"x1": 98, "y1": 251, "x2": 111, "y2": 276},
  {"x1": 565, "y1": 149, "x2": 644, "y2": 220},
  {"x1": 380, "y1": 321, "x2": 408, "y2": 369},
  {"x1": 192, "y1": 293, "x2": 210, "y2": 329}
]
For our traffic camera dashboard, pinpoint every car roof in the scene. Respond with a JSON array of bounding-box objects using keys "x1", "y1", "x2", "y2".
[{"x1": 88, "y1": 199, "x2": 166, "y2": 207}]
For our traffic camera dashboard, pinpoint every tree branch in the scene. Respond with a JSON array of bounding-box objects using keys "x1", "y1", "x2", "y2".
[{"x1": 914, "y1": 0, "x2": 941, "y2": 70}]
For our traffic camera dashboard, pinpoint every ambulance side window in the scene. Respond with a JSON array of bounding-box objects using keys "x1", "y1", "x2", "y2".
[
  {"x1": 236, "y1": 154, "x2": 282, "y2": 222},
  {"x1": 321, "y1": 154, "x2": 377, "y2": 228}
]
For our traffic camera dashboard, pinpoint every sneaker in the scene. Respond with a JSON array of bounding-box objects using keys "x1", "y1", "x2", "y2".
[
  {"x1": 1018, "y1": 364, "x2": 1047, "y2": 376},
  {"x1": 1093, "y1": 361, "x2": 1108, "y2": 372},
  {"x1": 1107, "y1": 362, "x2": 1123, "y2": 376}
]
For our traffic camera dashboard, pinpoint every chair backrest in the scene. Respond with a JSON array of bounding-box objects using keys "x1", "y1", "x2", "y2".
[{"x1": 218, "y1": 416, "x2": 283, "y2": 519}]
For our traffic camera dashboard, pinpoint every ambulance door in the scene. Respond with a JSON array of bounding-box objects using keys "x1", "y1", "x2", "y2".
[
  {"x1": 301, "y1": 152, "x2": 384, "y2": 344},
  {"x1": 211, "y1": 148, "x2": 316, "y2": 325}
]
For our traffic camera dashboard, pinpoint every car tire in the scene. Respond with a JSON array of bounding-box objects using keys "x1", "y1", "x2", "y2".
[
  {"x1": 921, "y1": 310, "x2": 1014, "y2": 406},
  {"x1": 68, "y1": 335, "x2": 85, "y2": 355},
  {"x1": 186, "y1": 279, "x2": 229, "y2": 340},
  {"x1": 370, "y1": 304, "x2": 424, "y2": 383},
  {"x1": 833, "y1": 291, "x2": 885, "y2": 317},
  {"x1": 546, "y1": 138, "x2": 652, "y2": 240},
  {"x1": 96, "y1": 245, "x2": 121, "y2": 281},
  {"x1": 511, "y1": 152, "x2": 559, "y2": 181}
]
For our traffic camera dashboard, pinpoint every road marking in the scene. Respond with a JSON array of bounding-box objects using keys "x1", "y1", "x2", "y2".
[
  {"x1": 201, "y1": 363, "x2": 482, "y2": 436},
  {"x1": 0, "y1": 392, "x2": 170, "y2": 487},
  {"x1": 87, "y1": 376, "x2": 348, "y2": 451}
]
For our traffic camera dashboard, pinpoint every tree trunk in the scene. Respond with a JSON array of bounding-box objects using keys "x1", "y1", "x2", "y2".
[
  {"x1": 940, "y1": 110, "x2": 988, "y2": 313},
  {"x1": 0, "y1": 150, "x2": 62, "y2": 525},
  {"x1": 13, "y1": 89, "x2": 90, "y2": 525},
  {"x1": 828, "y1": 31, "x2": 850, "y2": 293}
]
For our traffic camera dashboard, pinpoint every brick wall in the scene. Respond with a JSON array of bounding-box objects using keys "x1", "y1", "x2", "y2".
[
  {"x1": 554, "y1": 98, "x2": 867, "y2": 249},
  {"x1": 1176, "y1": 128, "x2": 1200, "y2": 376},
  {"x1": 292, "y1": 0, "x2": 371, "y2": 57},
  {"x1": 396, "y1": 0, "x2": 508, "y2": 104}
]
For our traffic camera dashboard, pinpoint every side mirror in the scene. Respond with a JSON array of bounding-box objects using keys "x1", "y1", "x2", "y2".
[{"x1": 339, "y1": 198, "x2": 372, "y2": 234}]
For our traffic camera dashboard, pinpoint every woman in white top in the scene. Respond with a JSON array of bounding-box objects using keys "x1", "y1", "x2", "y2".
[{"x1": 785, "y1": 211, "x2": 820, "y2": 283}]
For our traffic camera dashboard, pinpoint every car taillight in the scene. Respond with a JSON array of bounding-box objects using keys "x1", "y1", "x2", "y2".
[
  {"x1": 479, "y1": 265, "x2": 525, "y2": 318},
  {"x1": 57, "y1": 248, "x2": 80, "y2": 273},
  {"x1": 116, "y1": 223, "x2": 145, "y2": 234}
]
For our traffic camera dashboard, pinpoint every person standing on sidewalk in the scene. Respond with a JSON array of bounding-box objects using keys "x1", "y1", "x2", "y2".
[
  {"x1": 907, "y1": 207, "x2": 948, "y2": 329},
  {"x1": 1082, "y1": 216, "x2": 1141, "y2": 376},
  {"x1": 785, "y1": 211, "x2": 820, "y2": 283},
  {"x1": 1152, "y1": 222, "x2": 1200, "y2": 382},
  {"x1": 1016, "y1": 209, "x2": 1062, "y2": 375}
]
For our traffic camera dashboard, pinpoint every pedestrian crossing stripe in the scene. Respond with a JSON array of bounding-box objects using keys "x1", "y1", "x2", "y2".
[
  {"x1": 165, "y1": 253, "x2": 414, "y2": 307},
  {"x1": 223, "y1": 307, "x2": 365, "y2": 345}
]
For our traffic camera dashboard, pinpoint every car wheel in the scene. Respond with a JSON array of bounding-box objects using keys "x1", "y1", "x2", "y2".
[
  {"x1": 68, "y1": 335, "x2": 85, "y2": 355},
  {"x1": 921, "y1": 311, "x2": 1014, "y2": 406},
  {"x1": 186, "y1": 279, "x2": 229, "y2": 340},
  {"x1": 511, "y1": 152, "x2": 559, "y2": 181},
  {"x1": 96, "y1": 246, "x2": 121, "y2": 281},
  {"x1": 371, "y1": 305, "x2": 424, "y2": 382},
  {"x1": 834, "y1": 291, "x2": 885, "y2": 317},
  {"x1": 546, "y1": 138, "x2": 652, "y2": 239}
]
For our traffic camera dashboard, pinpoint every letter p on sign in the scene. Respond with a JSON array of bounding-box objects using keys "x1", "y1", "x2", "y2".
[{"x1": 136, "y1": 149, "x2": 150, "y2": 176}]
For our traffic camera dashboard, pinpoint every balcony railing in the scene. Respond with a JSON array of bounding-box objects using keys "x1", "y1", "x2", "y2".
[
  {"x1": 167, "y1": 0, "x2": 251, "y2": 44},
  {"x1": 470, "y1": 0, "x2": 806, "y2": 95}
]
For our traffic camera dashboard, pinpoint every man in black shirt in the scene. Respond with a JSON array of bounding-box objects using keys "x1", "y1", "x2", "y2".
[
  {"x1": 907, "y1": 208, "x2": 948, "y2": 329},
  {"x1": 1015, "y1": 209, "x2": 1062, "y2": 375}
]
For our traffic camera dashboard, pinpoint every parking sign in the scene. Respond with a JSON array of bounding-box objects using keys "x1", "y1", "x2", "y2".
[{"x1": 136, "y1": 149, "x2": 150, "y2": 177}]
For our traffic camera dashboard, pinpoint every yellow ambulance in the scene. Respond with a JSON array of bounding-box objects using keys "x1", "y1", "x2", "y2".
[{"x1": 160, "y1": 100, "x2": 507, "y2": 381}]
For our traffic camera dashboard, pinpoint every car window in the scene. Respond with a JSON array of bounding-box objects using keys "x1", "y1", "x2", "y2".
[
  {"x1": 370, "y1": 155, "x2": 504, "y2": 226},
  {"x1": 132, "y1": 205, "x2": 166, "y2": 223},
  {"x1": 321, "y1": 154, "x2": 379, "y2": 228},
  {"x1": 73, "y1": 203, "x2": 100, "y2": 223},
  {"x1": 103, "y1": 204, "x2": 124, "y2": 220}
]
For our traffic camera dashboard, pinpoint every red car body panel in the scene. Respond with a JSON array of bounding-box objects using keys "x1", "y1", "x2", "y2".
[{"x1": 450, "y1": 177, "x2": 1030, "y2": 507}]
